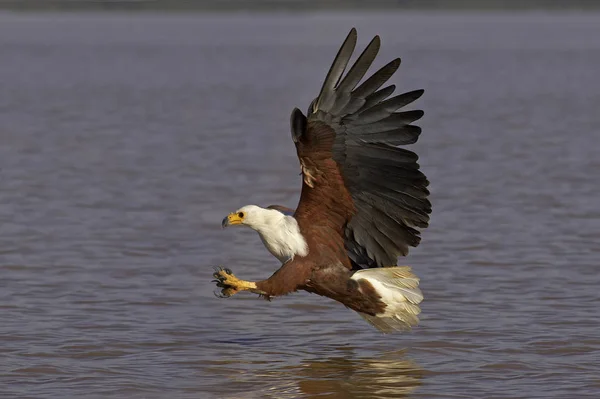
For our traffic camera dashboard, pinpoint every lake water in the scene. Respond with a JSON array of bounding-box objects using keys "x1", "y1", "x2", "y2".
[{"x1": 1, "y1": 11, "x2": 599, "y2": 399}]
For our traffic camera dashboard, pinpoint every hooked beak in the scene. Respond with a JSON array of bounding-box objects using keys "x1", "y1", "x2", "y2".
[{"x1": 222, "y1": 212, "x2": 243, "y2": 228}]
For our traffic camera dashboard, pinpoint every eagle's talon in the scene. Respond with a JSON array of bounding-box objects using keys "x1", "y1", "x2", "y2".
[
  {"x1": 212, "y1": 267, "x2": 241, "y2": 297},
  {"x1": 217, "y1": 286, "x2": 238, "y2": 298},
  {"x1": 212, "y1": 268, "x2": 261, "y2": 297},
  {"x1": 214, "y1": 288, "x2": 236, "y2": 299}
]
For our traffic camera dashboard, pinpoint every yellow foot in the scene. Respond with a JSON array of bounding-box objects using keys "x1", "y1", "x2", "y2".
[{"x1": 212, "y1": 267, "x2": 261, "y2": 298}]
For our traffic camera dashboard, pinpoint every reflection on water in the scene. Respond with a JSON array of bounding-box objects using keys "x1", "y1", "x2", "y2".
[
  {"x1": 207, "y1": 350, "x2": 422, "y2": 399},
  {"x1": 291, "y1": 350, "x2": 422, "y2": 399}
]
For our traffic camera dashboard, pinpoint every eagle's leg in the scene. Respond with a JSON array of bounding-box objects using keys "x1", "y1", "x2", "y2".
[{"x1": 212, "y1": 267, "x2": 267, "y2": 298}]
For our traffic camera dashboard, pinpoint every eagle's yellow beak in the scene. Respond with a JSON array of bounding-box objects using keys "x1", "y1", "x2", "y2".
[{"x1": 222, "y1": 212, "x2": 244, "y2": 228}]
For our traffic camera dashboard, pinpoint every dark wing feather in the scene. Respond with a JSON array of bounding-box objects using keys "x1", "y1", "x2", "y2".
[{"x1": 291, "y1": 28, "x2": 431, "y2": 269}]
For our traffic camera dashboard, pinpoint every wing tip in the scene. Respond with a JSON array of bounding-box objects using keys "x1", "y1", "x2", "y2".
[
  {"x1": 290, "y1": 107, "x2": 307, "y2": 143},
  {"x1": 315, "y1": 27, "x2": 359, "y2": 111}
]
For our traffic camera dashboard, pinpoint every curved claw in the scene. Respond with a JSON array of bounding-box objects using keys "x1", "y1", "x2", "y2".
[
  {"x1": 212, "y1": 266, "x2": 239, "y2": 298},
  {"x1": 212, "y1": 267, "x2": 264, "y2": 298},
  {"x1": 213, "y1": 266, "x2": 225, "y2": 280},
  {"x1": 214, "y1": 290, "x2": 230, "y2": 299}
]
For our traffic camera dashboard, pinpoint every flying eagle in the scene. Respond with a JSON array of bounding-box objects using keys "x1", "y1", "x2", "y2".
[{"x1": 214, "y1": 28, "x2": 431, "y2": 333}]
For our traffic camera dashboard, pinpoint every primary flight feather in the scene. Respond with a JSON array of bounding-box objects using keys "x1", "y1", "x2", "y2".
[{"x1": 214, "y1": 28, "x2": 431, "y2": 333}]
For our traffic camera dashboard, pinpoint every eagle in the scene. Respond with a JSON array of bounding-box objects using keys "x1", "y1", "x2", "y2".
[{"x1": 213, "y1": 28, "x2": 431, "y2": 333}]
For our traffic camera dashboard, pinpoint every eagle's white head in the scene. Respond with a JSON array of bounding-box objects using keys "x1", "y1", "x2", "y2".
[{"x1": 222, "y1": 205, "x2": 308, "y2": 263}]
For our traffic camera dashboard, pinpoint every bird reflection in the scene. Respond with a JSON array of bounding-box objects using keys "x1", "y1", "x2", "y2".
[{"x1": 255, "y1": 349, "x2": 423, "y2": 399}]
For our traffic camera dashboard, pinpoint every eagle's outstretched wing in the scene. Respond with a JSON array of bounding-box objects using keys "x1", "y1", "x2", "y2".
[{"x1": 291, "y1": 28, "x2": 431, "y2": 268}]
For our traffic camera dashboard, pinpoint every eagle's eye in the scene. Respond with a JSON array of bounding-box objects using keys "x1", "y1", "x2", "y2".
[{"x1": 238, "y1": 212, "x2": 245, "y2": 218}]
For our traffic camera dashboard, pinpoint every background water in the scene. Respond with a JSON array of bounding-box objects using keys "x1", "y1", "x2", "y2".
[{"x1": 1, "y1": 11, "x2": 599, "y2": 399}]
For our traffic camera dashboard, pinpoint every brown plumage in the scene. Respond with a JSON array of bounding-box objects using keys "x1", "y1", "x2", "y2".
[{"x1": 215, "y1": 28, "x2": 431, "y2": 333}]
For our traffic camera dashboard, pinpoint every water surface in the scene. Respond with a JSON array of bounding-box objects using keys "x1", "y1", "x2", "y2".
[{"x1": 1, "y1": 11, "x2": 599, "y2": 398}]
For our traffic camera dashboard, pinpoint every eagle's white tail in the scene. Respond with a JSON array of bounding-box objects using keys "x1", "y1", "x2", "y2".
[{"x1": 351, "y1": 266, "x2": 423, "y2": 333}]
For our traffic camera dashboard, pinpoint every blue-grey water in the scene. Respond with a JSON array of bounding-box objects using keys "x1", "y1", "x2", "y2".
[{"x1": 1, "y1": 11, "x2": 599, "y2": 399}]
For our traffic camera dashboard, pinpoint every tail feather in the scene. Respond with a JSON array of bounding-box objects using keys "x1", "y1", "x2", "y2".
[{"x1": 351, "y1": 266, "x2": 423, "y2": 334}]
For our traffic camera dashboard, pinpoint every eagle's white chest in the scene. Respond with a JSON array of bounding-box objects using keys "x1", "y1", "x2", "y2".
[{"x1": 255, "y1": 216, "x2": 308, "y2": 264}]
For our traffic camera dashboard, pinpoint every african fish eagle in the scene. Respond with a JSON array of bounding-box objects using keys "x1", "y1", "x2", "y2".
[{"x1": 214, "y1": 28, "x2": 431, "y2": 333}]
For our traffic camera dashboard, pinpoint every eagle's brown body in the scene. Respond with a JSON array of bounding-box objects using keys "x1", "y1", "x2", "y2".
[
  {"x1": 215, "y1": 28, "x2": 431, "y2": 333},
  {"x1": 255, "y1": 119, "x2": 386, "y2": 315}
]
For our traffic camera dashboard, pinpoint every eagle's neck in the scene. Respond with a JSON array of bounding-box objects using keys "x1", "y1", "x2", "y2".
[{"x1": 253, "y1": 211, "x2": 308, "y2": 264}]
